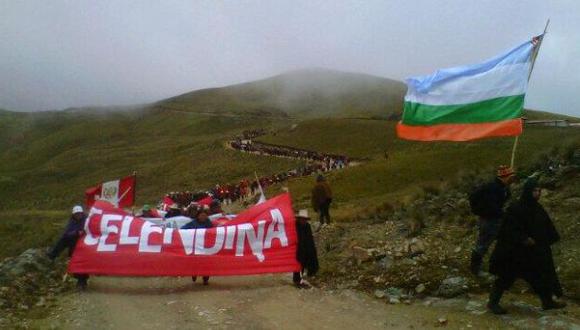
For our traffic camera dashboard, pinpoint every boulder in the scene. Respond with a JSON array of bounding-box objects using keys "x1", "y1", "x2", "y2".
[
  {"x1": 436, "y1": 276, "x2": 469, "y2": 298},
  {"x1": 0, "y1": 249, "x2": 50, "y2": 285},
  {"x1": 351, "y1": 246, "x2": 372, "y2": 263},
  {"x1": 375, "y1": 256, "x2": 393, "y2": 271},
  {"x1": 388, "y1": 297, "x2": 401, "y2": 304},
  {"x1": 385, "y1": 287, "x2": 403, "y2": 302},
  {"x1": 415, "y1": 283, "x2": 426, "y2": 294}
]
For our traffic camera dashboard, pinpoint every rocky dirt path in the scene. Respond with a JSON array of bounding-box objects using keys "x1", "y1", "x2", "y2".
[{"x1": 31, "y1": 275, "x2": 526, "y2": 330}]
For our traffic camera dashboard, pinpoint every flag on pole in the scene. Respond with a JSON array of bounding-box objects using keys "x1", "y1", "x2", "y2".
[
  {"x1": 85, "y1": 174, "x2": 136, "y2": 208},
  {"x1": 397, "y1": 37, "x2": 539, "y2": 141}
]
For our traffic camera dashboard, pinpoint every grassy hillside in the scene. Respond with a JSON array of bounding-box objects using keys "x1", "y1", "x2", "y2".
[
  {"x1": 0, "y1": 110, "x2": 301, "y2": 211},
  {"x1": 157, "y1": 69, "x2": 407, "y2": 119},
  {"x1": 1, "y1": 69, "x2": 579, "y2": 260},
  {"x1": 524, "y1": 109, "x2": 580, "y2": 121},
  {"x1": 258, "y1": 119, "x2": 580, "y2": 219}
]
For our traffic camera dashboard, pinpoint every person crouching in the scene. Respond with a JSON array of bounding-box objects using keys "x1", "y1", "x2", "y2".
[{"x1": 181, "y1": 208, "x2": 212, "y2": 285}]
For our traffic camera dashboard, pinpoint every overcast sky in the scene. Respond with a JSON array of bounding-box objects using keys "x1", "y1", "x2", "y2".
[{"x1": 1, "y1": 1, "x2": 579, "y2": 116}]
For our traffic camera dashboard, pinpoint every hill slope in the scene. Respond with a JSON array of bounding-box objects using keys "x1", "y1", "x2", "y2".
[{"x1": 157, "y1": 69, "x2": 407, "y2": 119}]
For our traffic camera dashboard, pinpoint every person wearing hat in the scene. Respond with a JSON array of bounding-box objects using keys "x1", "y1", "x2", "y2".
[
  {"x1": 311, "y1": 174, "x2": 333, "y2": 231},
  {"x1": 468, "y1": 165, "x2": 516, "y2": 276},
  {"x1": 487, "y1": 177, "x2": 565, "y2": 314},
  {"x1": 293, "y1": 209, "x2": 319, "y2": 288},
  {"x1": 47, "y1": 205, "x2": 89, "y2": 290}
]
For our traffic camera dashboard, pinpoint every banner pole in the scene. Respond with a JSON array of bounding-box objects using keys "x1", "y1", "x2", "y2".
[
  {"x1": 511, "y1": 19, "x2": 549, "y2": 169},
  {"x1": 254, "y1": 171, "x2": 265, "y2": 197},
  {"x1": 510, "y1": 135, "x2": 519, "y2": 168}
]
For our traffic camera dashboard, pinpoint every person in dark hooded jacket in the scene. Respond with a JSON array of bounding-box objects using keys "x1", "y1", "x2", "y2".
[
  {"x1": 293, "y1": 210, "x2": 319, "y2": 288},
  {"x1": 487, "y1": 177, "x2": 566, "y2": 314}
]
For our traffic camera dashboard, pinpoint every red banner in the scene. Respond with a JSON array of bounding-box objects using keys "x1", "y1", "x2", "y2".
[
  {"x1": 68, "y1": 193, "x2": 301, "y2": 276},
  {"x1": 85, "y1": 174, "x2": 136, "y2": 209}
]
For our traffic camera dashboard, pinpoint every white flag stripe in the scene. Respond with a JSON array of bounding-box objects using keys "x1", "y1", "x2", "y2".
[{"x1": 405, "y1": 62, "x2": 530, "y2": 106}]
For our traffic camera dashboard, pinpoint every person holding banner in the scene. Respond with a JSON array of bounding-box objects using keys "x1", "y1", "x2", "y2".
[
  {"x1": 293, "y1": 210, "x2": 319, "y2": 288},
  {"x1": 181, "y1": 209, "x2": 213, "y2": 285},
  {"x1": 47, "y1": 205, "x2": 90, "y2": 290}
]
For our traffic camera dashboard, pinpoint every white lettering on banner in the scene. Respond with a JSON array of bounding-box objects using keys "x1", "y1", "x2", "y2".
[
  {"x1": 236, "y1": 221, "x2": 266, "y2": 262},
  {"x1": 224, "y1": 226, "x2": 236, "y2": 249},
  {"x1": 163, "y1": 228, "x2": 174, "y2": 244},
  {"x1": 88, "y1": 206, "x2": 290, "y2": 262},
  {"x1": 179, "y1": 229, "x2": 195, "y2": 255},
  {"x1": 139, "y1": 221, "x2": 162, "y2": 253},
  {"x1": 97, "y1": 214, "x2": 122, "y2": 252},
  {"x1": 195, "y1": 227, "x2": 225, "y2": 255},
  {"x1": 119, "y1": 216, "x2": 139, "y2": 245},
  {"x1": 264, "y1": 209, "x2": 288, "y2": 248},
  {"x1": 84, "y1": 207, "x2": 102, "y2": 246}
]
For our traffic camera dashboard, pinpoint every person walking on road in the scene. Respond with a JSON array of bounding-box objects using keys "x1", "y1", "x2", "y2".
[
  {"x1": 469, "y1": 165, "x2": 516, "y2": 275},
  {"x1": 487, "y1": 177, "x2": 566, "y2": 314},
  {"x1": 311, "y1": 174, "x2": 332, "y2": 231}
]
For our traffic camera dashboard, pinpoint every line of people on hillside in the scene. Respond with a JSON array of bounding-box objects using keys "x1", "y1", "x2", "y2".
[
  {"x1": 469, "y1": 165, "x2": 566, "y2": 314},
  {"x1": 164, "y1": 164, "x2": 326, "y2": 208},
  {"x1": 230, "y1": 139, "x2": 349, "y2": 170},
  {"x1": 160, "y1": 129, "x2": 349, "y2": 209}
]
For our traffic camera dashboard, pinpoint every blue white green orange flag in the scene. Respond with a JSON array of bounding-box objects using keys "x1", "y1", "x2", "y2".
[{"x1": 397, "y1": 36, "x2": 542, "y2": 141}]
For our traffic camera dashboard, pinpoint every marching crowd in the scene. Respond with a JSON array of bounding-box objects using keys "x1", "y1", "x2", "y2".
[
  {"x1": 45, "y1": 126, "x2": 568, "y2": 315},
  {"x1": 47, "y1": 174, "x2": 327, "y2": 290},
  {"x1": 230, "y1": 140, "x2": 349, "y2": 170}
]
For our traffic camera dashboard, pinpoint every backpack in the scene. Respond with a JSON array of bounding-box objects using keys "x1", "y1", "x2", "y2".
[{"x1": 469, "y1": 184, "x2": 488, "y2": 217}]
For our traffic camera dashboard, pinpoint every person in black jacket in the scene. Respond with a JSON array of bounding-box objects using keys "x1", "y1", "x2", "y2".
[
  {"x1": 487, "y1": 177, "x2": 566, "y2": 314},
  {"x1": 47, "y1": 205, "x2": 89, "y2": 290},
  {"x1": 293, "y1": 210, "x2": 319, "y2": 288},
  {"x1": 181, "y1": 209, "x2": 213, "y2": 285},
  {"x1": 469, "y1": 165, "x2": 516, "y2": 275}
]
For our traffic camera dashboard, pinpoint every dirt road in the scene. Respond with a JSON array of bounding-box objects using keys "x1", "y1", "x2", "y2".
[{"x1": 30, "y1": 275, "x2": 532, "y2": 330}]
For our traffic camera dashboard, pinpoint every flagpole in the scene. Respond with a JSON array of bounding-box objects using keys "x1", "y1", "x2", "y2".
[
  {"x1": 254, "y1": 171, "x2": 265, "y2": 197},
  {"x1": 510, "y1": 19, "x2": 550, "y2": 169}
]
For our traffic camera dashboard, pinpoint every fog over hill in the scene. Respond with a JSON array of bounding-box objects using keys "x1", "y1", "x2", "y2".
[
  {"x1": 1, "y1": 69, "x2": 577, "y2": 121},
  {"x1": 157, "y1": 69, "x2": 406, "y2": 119}
]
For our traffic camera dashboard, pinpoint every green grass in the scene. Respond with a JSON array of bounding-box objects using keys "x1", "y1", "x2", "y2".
[
  {"x1": 0, "y1": 110, "x2": 302, "y2": 210},
  {"x1": 1, "y1": 70, "x2": 579, "y2": 260},
  {"x1": 0, "y1": 210, "x2": 67, "y2": 259},
  {"x1": 1, "y1": 109, "x2": 579, "y2": 260},
  {"x1": 259, "y1": 119, "x2": 580, "y2": 219}
]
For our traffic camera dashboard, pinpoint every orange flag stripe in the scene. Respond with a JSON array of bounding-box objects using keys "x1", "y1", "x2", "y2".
[{"x1": 396, "y1": 118, "x2": 522, "y2": 142}]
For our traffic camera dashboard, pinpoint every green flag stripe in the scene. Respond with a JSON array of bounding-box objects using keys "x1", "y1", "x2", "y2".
[{"x1": 402, "y1": 94, "x2": 524, "y2": 126}]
